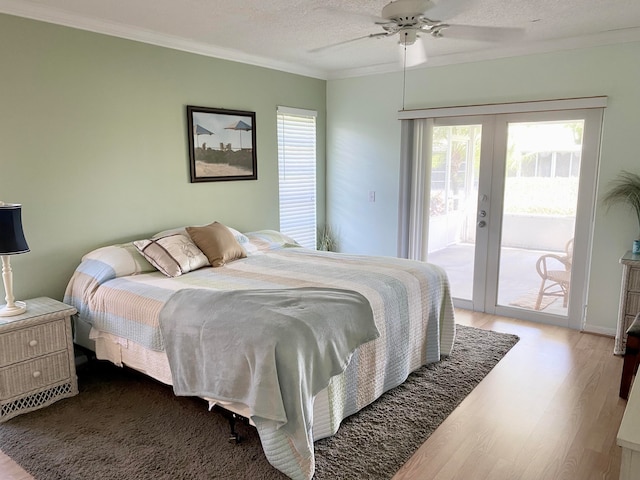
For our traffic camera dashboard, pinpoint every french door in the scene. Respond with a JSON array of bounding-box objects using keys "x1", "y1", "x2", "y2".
[{"x1": 418, "y1": 108, "x2": 602, "y2": 329}]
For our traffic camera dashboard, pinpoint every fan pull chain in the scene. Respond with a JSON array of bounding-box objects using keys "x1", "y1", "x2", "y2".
[{"x1": 402, "y1": 33, "x2": 408, "y2": 111}]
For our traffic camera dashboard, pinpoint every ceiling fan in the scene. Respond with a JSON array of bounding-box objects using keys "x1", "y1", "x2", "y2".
[{"x1": 313, "y1": 0, "x2": 524, "y2": 67}]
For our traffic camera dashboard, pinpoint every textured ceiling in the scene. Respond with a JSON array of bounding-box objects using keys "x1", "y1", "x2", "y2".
[{"x1": 1, "y1": 0, "x2": 640, "y2": 78}]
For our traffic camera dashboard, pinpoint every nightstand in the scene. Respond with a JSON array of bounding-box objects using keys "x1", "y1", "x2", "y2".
[
  {"x1": 0, "y1": 297, "x2": 78, "y2": 422},
  {"x1": 616, "y1": 252, "x2": 640, "y2": 355}
]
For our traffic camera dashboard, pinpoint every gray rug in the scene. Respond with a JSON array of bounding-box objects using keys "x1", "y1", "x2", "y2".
[{"x1": 0, "y1": 325, "x2": 518, "y2": 480}]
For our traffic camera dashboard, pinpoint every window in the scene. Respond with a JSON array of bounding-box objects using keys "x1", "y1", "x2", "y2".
[{"x1": 277, "y1": 106, "x2": 317, "y2": 249}]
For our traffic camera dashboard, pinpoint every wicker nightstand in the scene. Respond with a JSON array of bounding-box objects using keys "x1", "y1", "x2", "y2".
[
  {"x1": 0, "y1": 297, "x2": 78, "y2": 422},
  {"x1": 616, "y1": 252, "x2": 640, "y2": 355}
]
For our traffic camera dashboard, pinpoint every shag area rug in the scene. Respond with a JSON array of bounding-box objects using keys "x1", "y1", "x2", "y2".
[{"x1": 0, "y1": 325, "x2": 518, "y2": 480}]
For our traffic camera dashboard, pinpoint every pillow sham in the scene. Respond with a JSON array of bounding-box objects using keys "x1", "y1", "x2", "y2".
[
  {"x1": 244, "y1": 230, "x2": 301, "y2": 254},
  {"x1": 80, "y1": 242, "x2": 156, "y2": 278},
  {"x1": 134, "y1": 233, "x2": 209, "y2": 277},
  {"x1": 186, "y1": 222, "x2": 247, "y2": 267}
]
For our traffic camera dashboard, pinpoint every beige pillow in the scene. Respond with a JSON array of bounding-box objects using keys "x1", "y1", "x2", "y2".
[
  {"x1": 186, "y1": 222, "x2": 247, "y2": 267},
  {"x1": 134, "y1": 233, "x2": 209, "y2": 277},
  {"x1": 153, "y1": 225, "x2": 250, "y2": 245}
]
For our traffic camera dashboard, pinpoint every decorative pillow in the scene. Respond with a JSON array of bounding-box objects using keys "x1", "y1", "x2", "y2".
[
  {"x1": 186, "y1": 222, "x2": 247, "y2": 267},
  {"x1": 133, "y1": 233, "x2": 209, "y2": 277},
  {"x1": 152, "y1": 227, "x2": 187, "y2": 239},
  {"x1": 154, "y1": 225, "x2": 250, "y2": 246}
]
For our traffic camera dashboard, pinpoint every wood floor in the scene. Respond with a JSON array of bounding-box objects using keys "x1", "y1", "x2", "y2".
[
  {"x1": 0, "y1": 309, "x2": 628, "y2": 480},
  {"x1": 394, "y1": 310, "x2": 626, "y2": 480}
]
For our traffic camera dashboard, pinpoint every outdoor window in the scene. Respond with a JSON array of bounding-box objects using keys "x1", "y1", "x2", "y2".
[{"x1": 277, "y1": 106, "x2": 317, "y2": 249}]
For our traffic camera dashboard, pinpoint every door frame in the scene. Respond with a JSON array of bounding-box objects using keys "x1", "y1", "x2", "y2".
[{"x1": 398, "y1": 98, "x2": 606, "y2": 330}]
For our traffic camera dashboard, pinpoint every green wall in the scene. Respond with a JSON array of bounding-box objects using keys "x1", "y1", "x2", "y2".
[
  {"x1": 326, "y1": 42, "x2": 640, "y2": 334},
  {"x1": 1, "y1": 10, "x2": 637, "y2": 335},
  {"x1": 0, "y1": 14, "x2": 326, "y2": 301}
]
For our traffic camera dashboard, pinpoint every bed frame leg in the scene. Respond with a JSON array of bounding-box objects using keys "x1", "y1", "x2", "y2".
[
  {"x1": 227, "y1": 413, "x2": 242, "y2": 444},
  {"x1": 212, "y1": 404, "x2": 245, "y2": 444}
]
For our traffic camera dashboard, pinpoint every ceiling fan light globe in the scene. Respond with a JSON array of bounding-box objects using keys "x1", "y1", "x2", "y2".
[
  {"x1": 399, "y1": 28, "x2": 418, "y2": 46},
  {"x1": 400, "y1": 39, "x2": 428, "y2": 66}
]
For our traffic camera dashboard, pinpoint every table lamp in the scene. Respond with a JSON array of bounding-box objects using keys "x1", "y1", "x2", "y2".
[{"x1": 0, "y1": 202, "x2": 30, "y2": 316}]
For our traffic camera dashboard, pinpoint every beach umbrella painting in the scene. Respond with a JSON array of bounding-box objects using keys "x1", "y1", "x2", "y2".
[
  {"x1": 194, "y1": 124, "x2": 214, "y2": 148},
  {"x1": 224, "y1": 120, "x2": 252, "y2": 150}
]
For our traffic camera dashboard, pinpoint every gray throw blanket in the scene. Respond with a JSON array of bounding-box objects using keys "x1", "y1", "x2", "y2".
[{"x1": 158, "y1": 287, "x2": 379, "y2": 476}]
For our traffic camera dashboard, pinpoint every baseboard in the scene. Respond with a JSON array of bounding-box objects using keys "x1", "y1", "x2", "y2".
[{"x1": 582, "y1": 324, "x2": 616, "y2": 337}]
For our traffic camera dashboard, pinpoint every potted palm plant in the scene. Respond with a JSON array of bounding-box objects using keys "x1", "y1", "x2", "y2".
[{"x1": 602, "y1": 170, "x2": 640, "y2": 254}]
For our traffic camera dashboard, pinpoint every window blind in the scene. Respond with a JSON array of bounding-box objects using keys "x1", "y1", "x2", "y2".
[{"x1": 277, "y1": 107, "x2": 317, "y2": 249}]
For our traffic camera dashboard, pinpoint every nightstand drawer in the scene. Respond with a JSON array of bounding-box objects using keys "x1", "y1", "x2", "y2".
[
  {"x1": 0, "y1": 351, "x2": 71, "y2": 400},
  {"x1": 629, "y1": 268, "x2": 640, "y2": 292},
  {"x1": 627, "y1": 292, "x2": 640, "y2": 316},
  {"x1": 0, "y1": 319, "x2": 67, "y2": 365}
]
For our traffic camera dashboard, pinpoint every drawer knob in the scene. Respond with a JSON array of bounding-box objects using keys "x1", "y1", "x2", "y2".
[
  {"x1": 29, "y1": 339, "x2": 38, "y2": 347},
  {"x1": 32, "y1": 370, "x2": 41, "y2": 378}
]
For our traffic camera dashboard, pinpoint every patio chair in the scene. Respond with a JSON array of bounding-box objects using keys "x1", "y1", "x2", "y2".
[{"x1": 534, "y1": 238, "x2": 573, "y2": 310}]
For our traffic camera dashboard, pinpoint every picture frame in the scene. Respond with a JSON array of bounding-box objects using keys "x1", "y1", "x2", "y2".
[{"x1": 186, "y1": 105, "x2": 257, "y2": 182}]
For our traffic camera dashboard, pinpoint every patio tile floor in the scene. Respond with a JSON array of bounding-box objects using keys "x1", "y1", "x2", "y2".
[{"x1": 428, "y1": 243, "x2": 568, "y2": 315}]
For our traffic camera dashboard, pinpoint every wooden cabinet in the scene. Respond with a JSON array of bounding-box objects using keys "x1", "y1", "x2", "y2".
[
  {"x1": 0, "y1": 297, "x2": 78, "y2": 422},
  {"x1": 616, "y1": 252, "x2": 640, "y2": 355}
]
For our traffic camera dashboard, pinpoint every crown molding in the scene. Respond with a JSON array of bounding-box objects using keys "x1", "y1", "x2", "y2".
[{"x1": 0, "y1": 0, "x2": 328, "y2": 80}]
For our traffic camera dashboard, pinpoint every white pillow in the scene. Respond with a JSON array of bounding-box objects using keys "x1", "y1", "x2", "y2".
[
  {"x1": 81, "y1": 243, "x2": 156, "y2": 278},
  {"x1": 226, "y1": 226, "x2": 251, "y2": 245},
  {"x1": 244, "y1": 230, "x2": 301, "y2": 254},
  {"x1": 134, "y1": 233, "x2": 209, "y2": 277}
]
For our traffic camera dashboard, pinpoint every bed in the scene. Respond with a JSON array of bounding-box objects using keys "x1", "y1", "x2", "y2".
[{"x1": 64, "y1": 224, "x2": 455, "y2": 480}]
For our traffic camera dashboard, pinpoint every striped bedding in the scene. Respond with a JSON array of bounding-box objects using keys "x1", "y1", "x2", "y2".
[{"x1": 64, "y1": 231, "x2": 455, "y2": 480}]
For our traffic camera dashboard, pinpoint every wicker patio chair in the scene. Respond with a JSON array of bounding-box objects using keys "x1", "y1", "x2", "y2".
[{"x1": 534, "y1": 238, "x2": 573, "y2": 311}]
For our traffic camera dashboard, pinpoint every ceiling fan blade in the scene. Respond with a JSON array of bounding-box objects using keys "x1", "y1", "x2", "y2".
[
  {"x1": 425, "y1": 0, "x2": 476, "y2": 21},
  {"x1": 441, "y1": 24, "x2": 524, "y2": 42},
  {"x1": 309, "y1": 34, "x2": 372, "y2": 53},
  {"x1": 309, "y1": 33, "x2": 390, "y2": 53}
]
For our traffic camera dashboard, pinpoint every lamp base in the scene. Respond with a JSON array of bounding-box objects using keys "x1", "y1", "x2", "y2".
[{"x1": 0, "y1": 300, "x2": 26, "y2": 317}]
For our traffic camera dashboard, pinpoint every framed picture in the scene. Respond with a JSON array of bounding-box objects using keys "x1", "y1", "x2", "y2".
[{"x1": 186, "y1": 105, "x2": 257, "y2": 182}]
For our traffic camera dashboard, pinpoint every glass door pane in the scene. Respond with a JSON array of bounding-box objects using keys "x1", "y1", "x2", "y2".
[
  {"x1": 496, "y1": 120, "x2": 583, "y2": 315},
  {"x1": 426, "y1": 124, "x2": 481, "y2": 302}
]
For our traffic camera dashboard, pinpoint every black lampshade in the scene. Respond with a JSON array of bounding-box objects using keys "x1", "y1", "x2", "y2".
[{"x1": 0, "y1": 203, "x2": 30, "y2": 255}]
